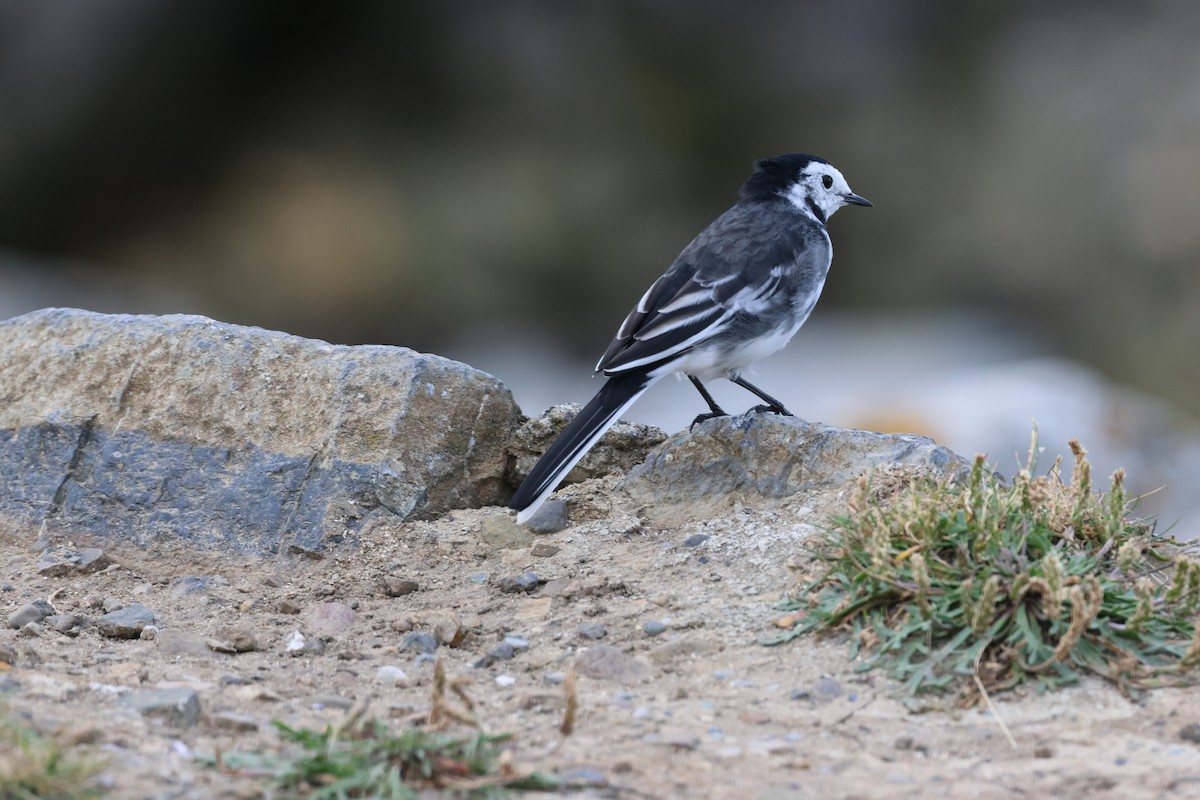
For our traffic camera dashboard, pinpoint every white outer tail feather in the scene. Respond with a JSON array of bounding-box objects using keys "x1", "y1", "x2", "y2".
[{"x1": 514, "y1": 378, "x2": 657, "y2": 524}]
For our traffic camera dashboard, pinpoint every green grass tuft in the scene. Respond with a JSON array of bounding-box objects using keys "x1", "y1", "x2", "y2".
[
  {"x1": 0, "y1": 706, "x2": 107, "y2": 800},
  {"x1": 218, "y1": 718, "x2": 562, "y2": 798},
  {"x1": 766, "y1": 434, "x2": 1200, "y2": 701}
]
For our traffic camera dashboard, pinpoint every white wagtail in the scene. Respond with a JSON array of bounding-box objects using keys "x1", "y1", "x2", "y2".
[{"x1": 510, "y1": 153, "x2": 871, "y2": 523}]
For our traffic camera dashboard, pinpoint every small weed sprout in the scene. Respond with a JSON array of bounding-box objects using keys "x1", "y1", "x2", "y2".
[{"x1": 767, "y1": 434, "x2": 1200, "y2": 700}]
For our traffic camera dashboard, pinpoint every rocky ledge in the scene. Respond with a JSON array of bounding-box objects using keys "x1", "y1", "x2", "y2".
[{"x1": 0, "y1": 309, "x2": 970, "y2": 554}]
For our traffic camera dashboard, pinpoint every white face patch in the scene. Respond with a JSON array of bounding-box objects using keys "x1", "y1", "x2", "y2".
[{"x1": 785, "y1": 163, "x2": 860, "y2": 222}]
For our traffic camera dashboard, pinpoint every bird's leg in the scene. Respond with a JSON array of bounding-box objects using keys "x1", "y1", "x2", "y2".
[
  {"x1": 731, "y1": 376, "x2": 793, "y2": 416},
  {"x1": 688, "y1": 375, "x2": 728, "y2": 429}
]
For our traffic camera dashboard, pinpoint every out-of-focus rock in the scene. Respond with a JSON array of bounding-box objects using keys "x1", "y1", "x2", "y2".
[{"x1": 0, "y1": 308, "x2": 523, "y2": 554}]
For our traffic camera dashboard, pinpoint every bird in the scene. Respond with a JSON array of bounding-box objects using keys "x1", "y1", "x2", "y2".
[{"x1": 509, "y1": 153, "x2": 871, "y2": 523}]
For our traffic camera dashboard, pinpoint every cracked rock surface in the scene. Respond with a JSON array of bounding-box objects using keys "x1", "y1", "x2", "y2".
[{"x1": 0, "y1": 308, "x2": 523, "y2": 554}]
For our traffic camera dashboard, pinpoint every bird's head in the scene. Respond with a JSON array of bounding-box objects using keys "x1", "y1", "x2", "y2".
[{"x1": 740, "y1": 153, "x2": 872, "y2": 223}]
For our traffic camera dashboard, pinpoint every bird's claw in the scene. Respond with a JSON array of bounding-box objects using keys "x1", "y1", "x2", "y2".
[
  {"x1": 689, "y1": 411, "x2": 727, "y2": 430},
  {"x1": 750, "y1": 404, "x2": 793, "y2": 417}
]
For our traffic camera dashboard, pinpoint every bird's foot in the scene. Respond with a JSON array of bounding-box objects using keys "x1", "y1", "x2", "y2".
[
  {"x1": 749, "y1": 403, "x2": 793, "y2": 417},
  {"x1": 690, "y1": 410, "x2": 728, "y2": 430}
]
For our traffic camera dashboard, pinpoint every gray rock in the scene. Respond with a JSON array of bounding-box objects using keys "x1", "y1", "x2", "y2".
[
  {"x1": 508, "y1": 404, "x2": 666, "y2": 489},
  {"x1": 44, "y1": 613, "x2": 81, "y2": 635},
  {"x1": 475, "y1": 642, "x2": 515, "y2": 667},
  {"x1": 502, "y1": 635, "x2": 529, "y2": 651},
  {"x1": 398, "y1": 631, "x2": 438, "y2": 654},
  {"x1": 523, "y1": 499, "x2": 569, "y2": 534},
  {"x1": 8, "y1": 599, "x2": 54, "y2": 629},
  {"x1": 36, "y1": 547, "x2": 112, "y2": 576},
  {"x1": 494, "y1": 571, "x2": 542, "y2": 594},
  {"x1": 1180, "y1": 723, "x2": 1200, "y2": 743},
  {"x1": 574, "y1": 644, "x2": 651, "y2": 683},
  {"x1": 120, "y1": 687, "x2": 201, "y2": 728},
  {"x1": 305, "y1": 602, "x2": 356, "y2": 637},
  {"x1": 0, "y1": 309, "x2": 522, "y2": 554},
  {"x1": 577, "y1": 623, "x2": 608, "y2": 640},
  {"x1": 380, "y1": 576, "x2": 419, "y2": 597},
  {"x1": 623, "y1": 414, "x2": 968, "y2": 516},
  {"x1": 642, "y1": 620, "x2": 667, "y2": 637},
  {"x1": 96, "y1": 604, "x2": 156, "y2": 638}
]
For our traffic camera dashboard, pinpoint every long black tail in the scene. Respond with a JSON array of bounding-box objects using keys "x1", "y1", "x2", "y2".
[{"x1": 511, "y1": 371, "x2": 654, "y2": 523}]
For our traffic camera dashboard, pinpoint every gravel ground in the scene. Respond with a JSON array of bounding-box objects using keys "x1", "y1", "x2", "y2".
[{"x1": 4, "y1": 475, "x2": 1200, "y2": 799}]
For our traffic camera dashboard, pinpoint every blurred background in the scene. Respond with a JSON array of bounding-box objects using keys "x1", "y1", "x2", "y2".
[{"x1": 1, "y1": 1, "x2": 1198, "y2": 532}]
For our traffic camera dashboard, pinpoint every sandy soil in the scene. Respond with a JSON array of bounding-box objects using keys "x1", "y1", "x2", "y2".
[{"x1": 4, "y1": 476, "x2": 1200, "y2": 799}]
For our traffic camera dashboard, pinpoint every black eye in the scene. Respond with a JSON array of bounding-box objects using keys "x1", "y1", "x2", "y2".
[{"x1": 821, "y1": 175, "x2": 834, "y2": 189}]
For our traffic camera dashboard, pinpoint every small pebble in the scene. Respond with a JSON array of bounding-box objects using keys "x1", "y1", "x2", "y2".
[
  {"x1": 432, "y1": 616, "x2": 466, "y2": 647},
  {"x1": 96, "y1": 604, "x2": 156, "y2": 639},
  {"x1": 495, "y1": 675, "x2": 517, "y2": 687},
  {"x1": 277, "y1": 599, "x2": 302, "y2": 614},
  {"x1": 380, "y1": 576, "x2": 419, "y2": 597},
  {"x1": 375, "y1": 665, "x2": 409, "y2": 686},
  {"x1": 494, "y1": 571, "x2": 542, "y2": 594},
  {"x1": 490, "y1": 642, "x2": 517, "y2": 660},
  {"x1": 642, "y1": 620, "x2": 667, "y2": 637},
  {"x1": 213, "y1": 625, "x2": 260, "y2": 652},
  {"x1": 682, "y1": 534, "x2": 710, "y2": 548},
  {"x1": 398, "y1": 631, "x2": 438, "y2": 654},
  {"x1": 119, "y1": 687, "x2": 201, "y2": 729},
  {"x1": 577, "y1": 623, "x2": 607, "y2": 640},
  {"x1": 1180, "y1": 723, "x2": 1200, "y2": 743}
]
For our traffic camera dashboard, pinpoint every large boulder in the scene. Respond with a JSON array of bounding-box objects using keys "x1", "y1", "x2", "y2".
[{"x1": 0, "y1": 309, "x2": 523, "y2": 554}]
